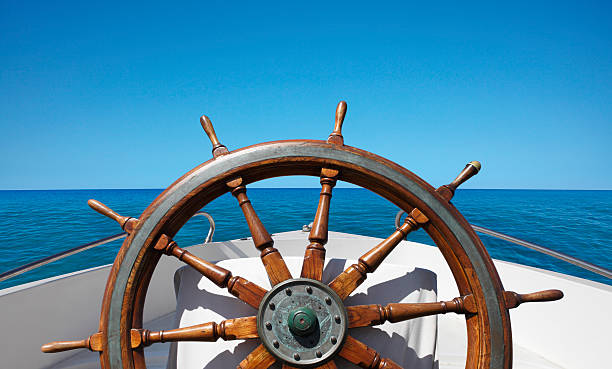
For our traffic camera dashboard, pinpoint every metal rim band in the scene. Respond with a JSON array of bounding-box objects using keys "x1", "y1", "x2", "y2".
[{"x1": 104, "y1": 140, "x2": 508, "y2": 369}]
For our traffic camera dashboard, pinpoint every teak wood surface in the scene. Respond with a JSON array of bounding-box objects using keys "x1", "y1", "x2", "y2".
[{"x1": 301, "y1": 167, "x2": 339, "y2": 281}]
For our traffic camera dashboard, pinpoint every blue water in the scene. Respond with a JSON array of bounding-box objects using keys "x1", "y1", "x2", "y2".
[{"x1": 0, "y1": 189, "x2": 610, "y2": 289}]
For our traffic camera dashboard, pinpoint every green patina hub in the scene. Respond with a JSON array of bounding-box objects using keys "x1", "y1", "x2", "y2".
[
  {"x1": 257, "y1": 278, "x2": 348, "y2": 368},
  {"x1": 288, "y1": 307, "x2": 318, "y2": 336}
]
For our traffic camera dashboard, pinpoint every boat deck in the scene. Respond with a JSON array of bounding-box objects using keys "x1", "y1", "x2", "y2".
[{"x1": 2, "y1": 230, "x2": 610, "y2": 368}]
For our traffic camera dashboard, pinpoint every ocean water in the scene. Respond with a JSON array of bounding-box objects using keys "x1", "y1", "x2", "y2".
[{"x1": 0, "y1": 189, "x2": 610, "y2": 289}]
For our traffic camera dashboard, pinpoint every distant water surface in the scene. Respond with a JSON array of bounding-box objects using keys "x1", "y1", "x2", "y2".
[{"x1": 0, "y1": 189, "x2": 610, "y2": 289}]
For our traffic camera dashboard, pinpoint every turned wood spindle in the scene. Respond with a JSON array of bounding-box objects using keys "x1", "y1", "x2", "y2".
[
  {"x1": 227, "y1": 177, "x2": 292, "y2": 286},
  {"x1": 347, "y1": 295, "x2": 477, "y2": 328},
  {"x1": 87, "y1": 199, "x2": 139, "y2": 233},
  {"x1": 339, "y1": 336, "x2": 402, "y2": 369},
  {"x1": 200, "y1": 114, "x2": 229, "y2": 157},
  {"x1": 327, "y1": 101, "x2": 347, "y2": 145},
  {"x1": 344, "y1": 290, "x2": 562, "y2": 329},
  {"x1": 131, "y1": 316, "x2": 258, "y2": 348},
  {"x1": 360, "y1": 207, "x2": 429, "y2": 272},
  {"x1": 301, "y1": 167, "x2": 339, "y2": 280},
  {"x1": 41, "y1": 332, "x2": 103, "y2": 353},
  {"x1": 437, "y1": 161, "x2": 481, "y2": 201},
  {"x1": 503, "y1": 289, "x2": 563, "y2": 309},
  {"x1": 329, "y1": 206, "x2": 429, "y2": 300},
  {"x1": 154, "y1": 235, "x2": 267, "y2": 308},
  {"x1": 332, "y1": 160, "x2": 481, "y2": 298}
]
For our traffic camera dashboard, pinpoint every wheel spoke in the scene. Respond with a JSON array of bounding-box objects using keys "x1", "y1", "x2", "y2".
[
  {"x1": 154, "y1": 235, "x2": 267, "y2": 308},
  {"x1": 328, "y1": 208, "x2": 429, "y2": 299},
  {"x1": 301, "y1": 101, "x2": 346, "y2": 280},
  {"x1": 327, "y1": 100, "x2": 347, "y2": 145},
  {"x1": 227, "y1": 177, "x2": 292, "y2": 286},
  {"x1": 87, "y1": 199, "x2": 139, "y2": 233},
  {"x1": 339, "y1": 336, "x2": 403, "y2": 369},
  {"x1": 131, "y1": 316, "x2": 258, "y2": 347},
  {"x1": 200, "y1": 114, "x2": 230, "y2": 157},
  {"x1": 237, "y1": 344, "x2": 276, "y2": 369},
  {"x1": 347, "y1": 295, "x2": 477, "y2": 328},
  {"x1": 283, "y1": 362, "x2": 337, "y2": 369},
  {"x1": 436, "y1": 161, "x2": 481, "y2": 201},
  {"x1": 316, "y1": 361, "x2": 338, "y2": 369},
  {"x1": 327, "y1": 162, "x2": 483, "y2": 299},
  {"x1": 301, "y1": 168, "x2": 339, "y2": 280},
  {"x1": 503, "y1": 289, "x2": 563, "y2": 308},
  {"x1": 41, "y1": 332, "x2": 103, "y2": 353}
]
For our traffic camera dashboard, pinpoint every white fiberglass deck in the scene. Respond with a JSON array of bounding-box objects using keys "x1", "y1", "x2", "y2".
[{"x1": 1, "y1": 230, "x2": 610, "y2": 369}]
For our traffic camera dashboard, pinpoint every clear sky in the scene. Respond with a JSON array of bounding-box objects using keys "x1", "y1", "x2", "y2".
[{"x1": 1, "y1": 1, "x2": 610, "y2": 190}]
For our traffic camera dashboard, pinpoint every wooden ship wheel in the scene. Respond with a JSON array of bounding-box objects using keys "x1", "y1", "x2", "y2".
[{"x1": 42, "y1": 101, "x2": 563, "y2": 369}]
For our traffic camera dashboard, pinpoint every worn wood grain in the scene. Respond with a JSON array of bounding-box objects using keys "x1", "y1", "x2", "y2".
[
  {"x1": 131, "y1": 316, "x2": 257, "y2": 347},
  {"x1": 503, "y1": 289, "x2": 563, "y2": 309},
  {"x1": 154, "y1": 234, "x2": 230, "y2": 287},
  {"x1": 227, "y1": 276, "x2": 268, "y2": 309},
  {"x1": 283, "y1": 362, "x2": 337, "y2": 369},
  {"x1": 329, "y1": 161, "x2": 482, "y2": 300},
  {"x1": 316, "y1": 361, "x2": 338, "y2": 369},
  {"x1": 328, "y1": 263, "x2": 367, "y2": 300},
  {"x1": 88, "y1": 199, "x2": 139, "y2": 233},
  {"x1": 347, "y1": 295, "x2": 477, "y2": 328},
  {"x1": 436, "y1": 161, "x2": 481, "y2": 201},
  {"x1": 301, "y1": 167, "x2": 338, "y2": 280},
  {"x1": 339, "y1": 336, "x2": 402, "y2": 369},
  {"x1": 237, "y1": 344, "x2": 276, "y2": 369},
  {"x1": 327, "y1": 101, "x2": 347, "y2": 145},
  {"x1": 228, "y1": 177, "x2": 292, "y2": 285},
  {"x1": 200, "y1": 115, "x2": 229, "y2": 157},
  {"x1": 329, "y1": 207, "x2": 428, "y2": 299},
  {"x1": 41, "y1": 332, "x2": 103, "y2": 353},
  {"x1": 154, "y1": 234, "x2": 267, "y2": 308}
]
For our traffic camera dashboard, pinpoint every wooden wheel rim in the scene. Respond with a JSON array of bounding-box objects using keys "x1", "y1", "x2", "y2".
[{"x1": 99, "y1": 139, "x2": 511, "y2": 369}]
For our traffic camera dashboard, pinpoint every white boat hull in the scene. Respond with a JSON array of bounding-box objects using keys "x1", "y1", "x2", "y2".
[{"x1": 2, "y1": 230, "x2": 609, "y2": 369}]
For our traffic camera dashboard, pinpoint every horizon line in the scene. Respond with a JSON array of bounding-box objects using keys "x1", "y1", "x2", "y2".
[{"x1": 1, "y1": 187, "x2": 611, "y2": 191}]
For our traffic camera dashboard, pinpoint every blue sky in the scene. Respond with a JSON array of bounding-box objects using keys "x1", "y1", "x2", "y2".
[{"x1": 1, "y1": 1, "x2": 610, "y2": 190}]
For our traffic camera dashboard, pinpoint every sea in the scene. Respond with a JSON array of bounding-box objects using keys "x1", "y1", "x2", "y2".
[{"x1": 0, "y1": 189, "x2": 610, "y2": 289}]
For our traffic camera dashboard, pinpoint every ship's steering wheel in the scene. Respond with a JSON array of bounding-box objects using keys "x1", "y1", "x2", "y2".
[{"x1": 42, "y1": 101, "x2": 562, "y2": 369}]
